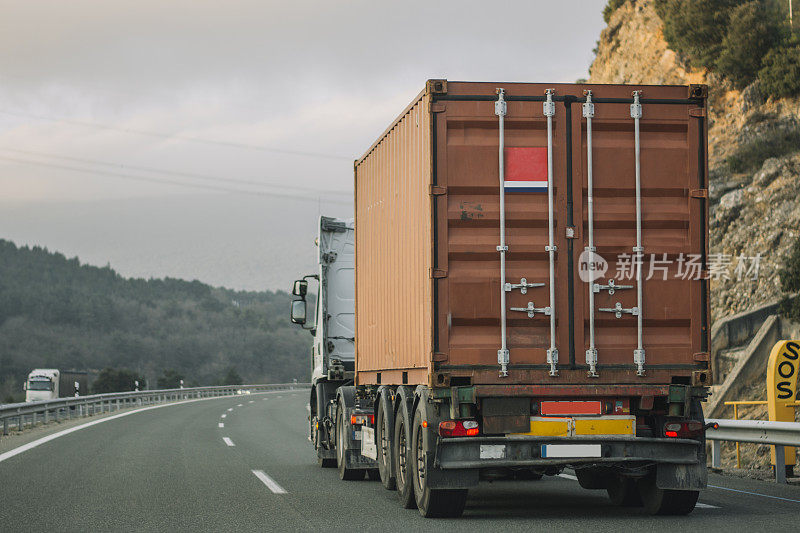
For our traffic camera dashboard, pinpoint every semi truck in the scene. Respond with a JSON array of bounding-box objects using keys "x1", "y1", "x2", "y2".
[
  {"x1": 290, "y1": 80, "x2": 712, "y2": 518},
  {"x1": 24, "y1": 369, "x2": 90, "y2": 402}
]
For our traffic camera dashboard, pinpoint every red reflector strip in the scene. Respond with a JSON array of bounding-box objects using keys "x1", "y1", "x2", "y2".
[{"x1": 540, "y1": 401, "x2": 603, "y2": 416}]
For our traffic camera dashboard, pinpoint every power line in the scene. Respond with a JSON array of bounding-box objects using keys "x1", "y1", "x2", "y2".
[
  {"x1": 0, "y1": 109, "x2": 352, "y2": 161},
  {"x1": 0, "y1": 155, "x2": 353, "y2": 206},
  {"x1": 0, "y1": 147, "x2": 351, "y2": 196}
]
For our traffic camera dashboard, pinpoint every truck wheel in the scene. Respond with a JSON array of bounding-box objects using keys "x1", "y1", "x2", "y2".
[
  {"x1": 639, "y1": 472, "x2": 698, "y2": 515},
  {"x1": 393, "y1": 402, "x2": 417, "y2": 508},
  {"x1": 411, "y1": 408, "x2": 468, "y2": 518},
  {"x1": 336, "y1": 405, "x2": 364, "y2": 481},
  {"x1": 607, "y1": 476, "x2": 642, "y2": 507},
  {"x1": 376, "y1": 399, "x2": 396, "y2": 490}
]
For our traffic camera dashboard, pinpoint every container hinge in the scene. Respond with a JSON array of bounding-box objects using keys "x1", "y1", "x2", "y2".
[
  {"x1": 690, "y1": 188, "x2": 708, "y2": 199},
  {"x1": 598, "y1": 302, "x2": 639, "y2": 318},
  {"x1": 430, "y1": 185, "x2": 447, "y2": 196},
  {"x1": 504, "y1": 278, "x2": 545, "y2": 295},
  {"x1": 688, "y1": 107, "x2": 706, "y2": 118},
  {"x1": 429, "y1": 268, "x2": 447, "y2": 279},
  {"x1": 693, "y1": 352, "x2": 710, "y2": 362},
  {"x1": 593, "y1": 279, "x2": 634, "y2": 295},
  {"x1": 509, "y1": 302, "x2": 551, "y2": 318}
]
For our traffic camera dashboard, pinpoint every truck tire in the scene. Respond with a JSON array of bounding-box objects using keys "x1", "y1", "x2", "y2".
[
  {"x1": 639, "y1": 471, "x2": 698, "y2": 515},
  {"x1": 411, "y1": 407, "x2": 468, "y2": 518},
  {"x1": 376, "y1": 397, "x2": 396, "y2": 490},
  {"x1": 336, "y1": 404, "x2": 365, "y2": 481},
  {"x1": 393, "y1": 400, "x2": 416, "y2": 508},
  {"x1": 607, "y1": 476, "x2": 642, "y2": 507}
]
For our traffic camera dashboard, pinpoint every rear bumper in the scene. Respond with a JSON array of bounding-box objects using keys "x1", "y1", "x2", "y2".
[{"x1": 435, "y1": 435, "x2": 701, "y2": 470}]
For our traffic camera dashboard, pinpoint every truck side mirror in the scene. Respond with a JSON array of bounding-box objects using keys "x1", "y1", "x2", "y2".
[
  {"x1": 290, "y1": 299, "x2": 307, "y2": 325},
  {"x1": 23, "y1": 381, "x2": 27, "y2": 391},
  {"x1": 292, "y1": 279, "x2": 308, "y2": 297}
]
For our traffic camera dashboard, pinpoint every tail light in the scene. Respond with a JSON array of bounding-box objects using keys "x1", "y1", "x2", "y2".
[
  {"x1": 438, "y1": 420, "x2": 479, "y2": 437},
  {"x1": 351, "y1": 414, "x2": 374, "y2": 426},
  {"x1": 663, "y1": 420, "x2": 703, "y2": 438}
]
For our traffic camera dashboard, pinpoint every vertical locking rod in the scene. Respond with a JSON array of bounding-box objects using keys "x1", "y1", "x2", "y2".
[
  {"x1": 631, "y1": 91, "x2": 645, "y2": 376},
  {"x1": 583, "y1": 90, "x2": 598, "y2": 378},
  {"x1": 544, "y1": 89, "x2": 558, "y2": 377},
  {"x1": 496, "y1": 88, "x2": 509, "y2": 377}
]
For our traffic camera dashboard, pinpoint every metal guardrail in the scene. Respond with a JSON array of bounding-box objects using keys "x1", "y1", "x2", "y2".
[
  {"x1": 0, "y1": 383, "x2": 310, "y2": 439},
  {"x1": 707, "y1": 417, "x2": 800, "y2": 483}
]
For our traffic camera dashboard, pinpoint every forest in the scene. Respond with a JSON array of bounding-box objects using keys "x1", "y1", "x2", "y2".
[{"x1": 0, "y1": 239, "x2": 312, "y2": 402}]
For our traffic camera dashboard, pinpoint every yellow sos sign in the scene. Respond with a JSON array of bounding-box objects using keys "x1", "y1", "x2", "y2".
[{"x1": 767, "y1": 340, "x2": 800, "y2": 466}]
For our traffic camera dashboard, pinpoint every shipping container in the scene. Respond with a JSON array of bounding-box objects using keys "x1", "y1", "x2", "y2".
[{"x1": 354, "y1": 80, "x2": 710, "y2": 390}]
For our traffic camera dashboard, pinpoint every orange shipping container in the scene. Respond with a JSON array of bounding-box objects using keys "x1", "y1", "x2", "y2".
[{"x1": 354, "y1": 80, "x2": 710, "y2": 390}]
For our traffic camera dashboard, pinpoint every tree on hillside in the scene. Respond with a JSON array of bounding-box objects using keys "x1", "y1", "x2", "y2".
[
  {"x1": 222, "y1": 366, "x2": 243, "y2": 386},
  {"x1": 656, "y1": 0, "x2": 742, "y2": 69},
  {"x1": 716, "y1": 1, "x2": 784, "y2": 88},
  {"x1": 157, "y1": 369, "x2": 185, "y2": 389},
  {"x1": 93, "y1": 368, "x2": 145, "y2": 393}
]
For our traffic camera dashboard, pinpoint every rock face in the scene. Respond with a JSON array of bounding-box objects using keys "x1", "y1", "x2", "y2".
[{"x1": 590, "y1": 0, "x2": 800, "y2": 321}]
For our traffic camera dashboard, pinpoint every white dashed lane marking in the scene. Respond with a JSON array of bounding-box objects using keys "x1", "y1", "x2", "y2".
[
  {"x1": 237, "y1": 404, "x2": 243, "y2": 407},
  {"x1": 227, "y1": 408, "x2": 233, "y2": 412},
  {"x1": 223, "y1": 437, "x2": 235, "y2": 447},
  {"x1": 218, "y1": 423, "x2": 224, "y2": 428},
  {"x1": 248, "y1": 400, "x2": 254, "y2": 404},
  {"x1": 252, "y1": 470, "x2": 288, "y2": 494},
  {"x1": 221, "y1": 414, "x2": 226, "y2": 419}
]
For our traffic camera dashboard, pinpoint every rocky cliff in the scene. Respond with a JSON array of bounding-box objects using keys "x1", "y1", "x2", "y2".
[{"x1": 590, "y1": 0, "x2": 800, "y2": 322}]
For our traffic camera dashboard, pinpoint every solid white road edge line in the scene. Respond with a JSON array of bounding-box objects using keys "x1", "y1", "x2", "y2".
[
  {"x1": 0, "y1": 389, "x2": 295, "y2": 464},
  {"x1": 223, "y1": 437, "x2": 235, "y2": 447},
  {"x1": 708, "y1": 484, "x2": 800, "y2": 504},
  {"x1": 252, "y1": 469, "x2": 288, "y2": 494}
]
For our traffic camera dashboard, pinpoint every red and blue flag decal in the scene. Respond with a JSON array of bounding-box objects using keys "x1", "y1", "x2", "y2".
[{"x1": 504, "y1": 147, "x2": 548, "y2": 192}]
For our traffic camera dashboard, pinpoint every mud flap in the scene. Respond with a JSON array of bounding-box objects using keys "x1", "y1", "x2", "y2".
[{"x1": 656, "y1": 462, "x2": 707, "y2": 490}]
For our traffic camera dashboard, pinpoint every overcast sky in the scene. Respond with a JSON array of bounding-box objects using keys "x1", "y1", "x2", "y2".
[{"x1": 0, "y1": 0, "x2": 606, "y2": 289}]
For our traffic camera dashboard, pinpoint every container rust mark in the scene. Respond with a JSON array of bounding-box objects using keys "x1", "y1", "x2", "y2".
[{"x1": 459, "y1": 200, "x2": 484, "y2": 221}]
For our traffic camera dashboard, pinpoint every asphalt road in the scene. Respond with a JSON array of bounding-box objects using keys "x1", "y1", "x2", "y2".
[{"x1": 1, "y1": 391, "x2": 800, "y2": 532}]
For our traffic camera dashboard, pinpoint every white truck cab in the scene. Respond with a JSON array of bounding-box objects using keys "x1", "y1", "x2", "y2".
[{"x1": 24, "y1": 369, "x2": 60, "y2": 402}]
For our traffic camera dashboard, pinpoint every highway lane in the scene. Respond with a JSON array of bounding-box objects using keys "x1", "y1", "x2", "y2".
[{"x1": 1, "y1": 391, "x2": 800, "y2": 532}]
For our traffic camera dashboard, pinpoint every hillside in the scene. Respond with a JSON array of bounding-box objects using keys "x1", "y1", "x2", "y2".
[
  {"x1": 591, "y1": 0, "x2": 800, "y2": 322},
  {"x1": 0, "y1": 239, "x2": 311, "y2": 402}
]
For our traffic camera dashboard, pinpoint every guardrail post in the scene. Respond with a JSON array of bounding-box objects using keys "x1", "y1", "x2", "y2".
[
  {"x1": 32, "y1": 412, "x2": 37, "y2": 427},
  {"x1": 3, "y1": 417, "x2": 8, "y2": 435},
  {"x1": 775, "y1": 446, "x2": 787, "y2": 483},
  {"x1": 711, "y1": 440, "x2": 721, "y2": 468},
  {"x1": 44, "y1": 408, "x2": 49, "y2": 424},
  {"x1": 54, "y1": 407, "x2": 60, "y2": 422}
]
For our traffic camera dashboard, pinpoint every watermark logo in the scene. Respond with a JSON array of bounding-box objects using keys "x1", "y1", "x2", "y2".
[{"x1": 578, "y1": 250, "x2": 608, "y2": 283}]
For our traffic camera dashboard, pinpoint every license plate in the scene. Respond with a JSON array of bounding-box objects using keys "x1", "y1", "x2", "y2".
[
  {"x1": 479, "y1": 444, "x2": 506, "y2": 459},
  {"x1": 541, "y1": 444, "x2": 601, "y2": 458}
]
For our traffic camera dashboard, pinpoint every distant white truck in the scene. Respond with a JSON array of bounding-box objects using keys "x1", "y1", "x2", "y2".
[{"x1": 24, "y1": 369, "x2": 89, "y2": 402}]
